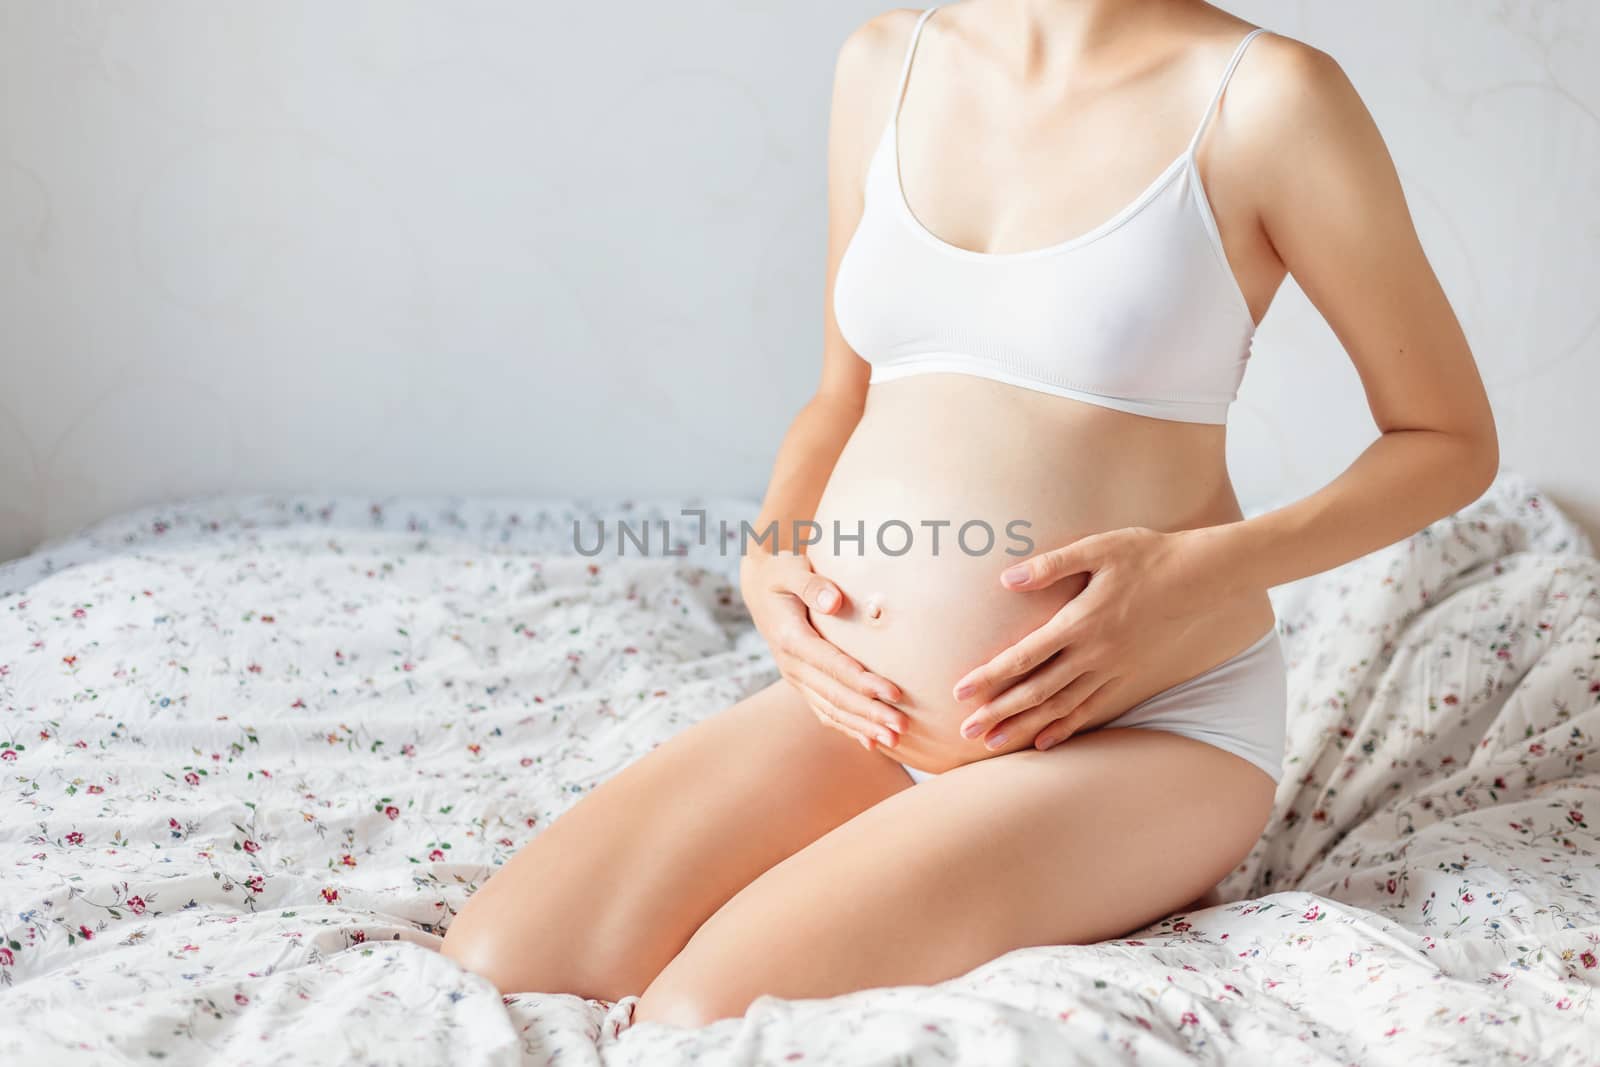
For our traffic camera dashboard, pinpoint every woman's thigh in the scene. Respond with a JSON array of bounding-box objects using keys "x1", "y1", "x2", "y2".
[
  {"x1": 632, "y1": 725, "x2": 1275, "y2": 1028},
  {"x1": 437, "y1": 678, "x2": 915, "y2": 1001}
]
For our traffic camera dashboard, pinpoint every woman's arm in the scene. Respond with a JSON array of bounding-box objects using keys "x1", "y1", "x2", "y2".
[
  {"x1": 738, "y1": 16, "x2": 914, "y2": 749},
  {"x1": 744, "y1": 13, "x2": 899, "y2": 554},
  {"x1": 743, "y1": 390, "x2": 864, "y2": 556},
  {"x1": 949, "y1": 33, "x2": 1499, "y2": 751},
  {"x1": 1183, "y1": 38, "x2": 1498, "y2": 596}
]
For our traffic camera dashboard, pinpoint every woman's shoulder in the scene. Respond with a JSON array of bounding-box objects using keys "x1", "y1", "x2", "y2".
[
  {"x1": 1198, "y1": 21, "x2": 1350, "y2": 122},
  {"x1": 835, "y1": 7, "x2": 927, "y2": 75}
]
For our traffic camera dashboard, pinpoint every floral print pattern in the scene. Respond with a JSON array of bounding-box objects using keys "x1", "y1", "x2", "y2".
[{"x1": 0, "y1": 473, "x2": 1596, "y2": 1065}]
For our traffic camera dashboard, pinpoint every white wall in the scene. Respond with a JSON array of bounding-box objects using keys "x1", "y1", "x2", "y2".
[{"x1": 1, "y1": 0, "x2": 1596, "y2": 562}]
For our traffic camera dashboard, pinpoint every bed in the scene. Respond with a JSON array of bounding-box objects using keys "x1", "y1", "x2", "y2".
[{"x1": 1, "y1": 470, "x2": 1596, "y2": 1065}]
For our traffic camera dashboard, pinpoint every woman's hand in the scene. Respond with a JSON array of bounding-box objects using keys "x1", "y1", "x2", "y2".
[
  {"x1": 741, "y1": 551, "x2": 908, "y2": 751},
  {"x1": 950, "y1": 527, "x2": 1222, "y2": 752}
]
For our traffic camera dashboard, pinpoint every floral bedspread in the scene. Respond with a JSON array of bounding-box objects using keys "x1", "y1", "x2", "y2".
[{"x1": 1, "y1": 472, "x2": 1596, "y2": 1065}]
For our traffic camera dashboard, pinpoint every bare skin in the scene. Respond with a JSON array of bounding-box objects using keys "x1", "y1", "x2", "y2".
[{"x1": 440, "y1": 0, "x2": 1497, "y2": 1027}]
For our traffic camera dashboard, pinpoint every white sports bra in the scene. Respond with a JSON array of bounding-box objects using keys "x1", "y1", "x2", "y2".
[{"x1": 833, "y1": 6, "x2": 1269, "y2": 424}]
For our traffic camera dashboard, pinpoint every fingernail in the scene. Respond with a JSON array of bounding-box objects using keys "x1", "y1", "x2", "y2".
[
  {"x1": 877, "y1": 730, "x2": 896, "y2": 747},
  {"x1": 960, "y1": 719, "x2": 984, "y2": 739},
  {"x1": 1001, "y1": 566, "x2": 1029, "y2": 588},
  {"x1": 875, "y1": 685, "x2": 897, "y2": 702},
  {"x1": 858, "y1": 735, "x2": 871, "y2": 750},
  {"x1": 985, "y1": 732, "x2": 1008, "y2": 750},
  {"x1": 818, "y1": 588, "x2": 839, "y2": 611},
  {"x1": 954, "y1": 683, "x2": 977, "y2": 700}
]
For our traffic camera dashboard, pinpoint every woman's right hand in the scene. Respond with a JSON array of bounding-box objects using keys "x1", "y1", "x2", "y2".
[{"x1": 740, "y1": 551, "x2": 908, "y2": 751}]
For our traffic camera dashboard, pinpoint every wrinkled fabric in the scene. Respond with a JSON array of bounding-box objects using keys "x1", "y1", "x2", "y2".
[{"x1": 1, "y1": 473, "x2": 1595, "y2": 1065}]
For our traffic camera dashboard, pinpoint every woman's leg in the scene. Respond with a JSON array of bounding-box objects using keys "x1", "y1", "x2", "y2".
[
  {"x1": 438, "y1": 679, "x2": 914, "y2": 1001},
  {"x1": 632, "y1": 725, "x2": 1275, "y2": 1028}
]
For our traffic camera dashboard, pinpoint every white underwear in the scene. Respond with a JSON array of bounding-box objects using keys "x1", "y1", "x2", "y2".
[{"x1": 899, "y1": 626, "x2": 1288, "y2": 785}]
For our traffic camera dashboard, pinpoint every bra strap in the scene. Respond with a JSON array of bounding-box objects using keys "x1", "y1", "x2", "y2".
[
  {"x1": 893, "y1": 6, "x2": 942, "y2": 118},
  {"x1": 1184, "y1": 27, "x2": 1269, "y2": 159}
]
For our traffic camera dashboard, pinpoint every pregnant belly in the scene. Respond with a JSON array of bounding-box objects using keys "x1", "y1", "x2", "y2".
[
  {"x1": 799, "y1": 375, "x2": 1275, "y2": 776},
  {"x1": 806, "y1": 503, "x2": 1093, "y2": 774}
]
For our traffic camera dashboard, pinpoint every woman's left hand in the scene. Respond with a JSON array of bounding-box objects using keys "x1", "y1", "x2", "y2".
[{"x1": 951, "y1": 526, "x2": 1222, "y2": 752}]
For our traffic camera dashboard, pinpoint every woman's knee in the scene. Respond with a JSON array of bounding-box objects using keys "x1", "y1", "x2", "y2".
[
  {"x1": 439, "y1": 909, "x2": 645, "y2": 1001},
  {"x1": 438, "y1": 878, "x2": 653, "y2": 1001},
  {"x1": 437, "y1": 920, "x2": 523, "y2": 995},
  {"x1": 632, "y1": 968, "x2": 751, "y2": 1030}
]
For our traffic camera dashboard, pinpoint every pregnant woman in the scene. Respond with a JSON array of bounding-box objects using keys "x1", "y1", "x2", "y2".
[{"x1": 441, "y1": 0, "x2": 1497, "y2": 1027}]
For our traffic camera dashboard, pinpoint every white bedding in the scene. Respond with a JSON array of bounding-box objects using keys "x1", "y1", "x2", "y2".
[{"x1": 1, "y1": 472, "x2": 1596, "y2": 1065}]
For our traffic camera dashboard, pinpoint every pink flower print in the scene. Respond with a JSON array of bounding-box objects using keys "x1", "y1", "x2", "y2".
[
  {"x1": 1, "y1": 750, "x2": 16, "y2": 762},
  {"x1": 352, "y1": 930, "x2": 366, "y2": 944},
  {"x1": 242, "y1": 840, "x2": 260, "y2": 853},
  {"x1": 1556, "y1": 998, "x2": 1572, "y2": 1010},
  {"x1": 467, "y1": 744, "x2": 481, "y2": 756},
  {"x1": 428, "y1": 849, "x2": 444, "y2": 861},
  {"x1": 234, "y1": 993, "x2": 249, "y2": 1006},
  {"x1": 341, "y1": 854, "x2": 356, "y2": 867},
  {"x1": 401, "y1": 744, "x2": 415, "y2": 757},
  {"x1": 65, "y1": 831, "x2": 84, "y2": 846},
  {"x1": 321, "y1": 888, "x2": 339, "y2": 903},
  {"x1": 78, "y1": 925, "x2": 94, "y2": 940},
  {"x1": 1580, "y1": 952, "x2": 1597, "y2": 969},
  {"x1": 86, "y1": 784, "x2": 103, "y2": 794},
  {"x1": 1529, "y1": 743, "x2": 1546, "y2": 756},
  {"x1": 62, "y1": 655, "x2": 77, "y2": 667},
  {"x1": 1172, "y1": 921, "x2": 1191, "y2": 933},
  {"x1": 1179, "y1": 1012, "x2": 1199, "y2": 1028},
  {"x1": 184, "y1": 772, "x2": 200, "y2": 785},
  {"x1": 384, "y1": 805, "x2": 399, "y2": 820},
  {"x1": 1567, "y1": 809, "x2": 1585, "y2": 826},
  {"x1": 245, "y1": 875, "x2": 265, "y2": 894},
  {"x1": 1462, "y1": 893, "x2": 1475, "y2": 903},
  {"x1": 497, "y1": 838, "x2": 513, "y2": 847},
  {"x1": 0, "y1": 947, "x2": 13, "y2": 966},
  {"x1": 1302, "y1": 904, "x2": 1321, "y2": 921},
  {"x1": 72, "y1": 608, "x2": 86, "y2": 619},
  {"x1": 1386, "y1": 878, "x2": 1398, "y2": 894},
  {"x1": 520, "y1": 757, "x2": 533, "y2": 768},
  {"x1": 1442, "y1": 694, "x2": 1459, "y2": 705},
  {"x1": 126, "y1": 896, "x2": 146, "y2": 915},
  {"x1": 247, "y1": 663, "x2": 262, "y2": 674}
]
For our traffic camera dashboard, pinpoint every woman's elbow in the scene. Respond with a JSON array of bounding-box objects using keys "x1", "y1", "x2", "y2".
[{"x1": 1462, "y1": 419, "x2": 1500, "y2": 500}]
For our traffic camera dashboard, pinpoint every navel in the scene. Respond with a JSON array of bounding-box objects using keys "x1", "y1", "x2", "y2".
[{"x1": 862, "y1": 593, "x2": 887, "y2": 626}]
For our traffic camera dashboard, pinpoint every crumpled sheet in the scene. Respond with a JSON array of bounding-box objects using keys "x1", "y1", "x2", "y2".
[{"x1": 1, "y1": 472, "x2": 1595, "y2": 1065}]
